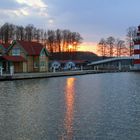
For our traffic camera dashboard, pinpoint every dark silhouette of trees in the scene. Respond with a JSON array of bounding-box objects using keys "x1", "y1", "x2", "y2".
[
  {"x1": 116, "y1": 39, "x2": 126, "y2": 57},
  {"x1": 116, "y1": 39, "x2": 129, "y2": 57},
  {"x1": 0, "y1": 23, "x2": 15, "y2": 43},
  {"x1": 97, "y1": 37, "x2": 129, "y2": 57},
  {"x1": 106, "y1": 36, "x2": 115, "y2": 57},
  {"x1": 25, "y1": 24, "x2": 34, "y2": 41},
  {"x1": 16, "y1": 25, "x2": 24, "y2": 41},
  {"x1": 46, "y1": 30, "x2": 56, "y2": 53},
  {"x1": 0, "y1": 23, "x2": 83, "y2": 54},
  {"x1": 126, "y1": 26, "x2": 137, "y2": 56},
  {"x1": 97, "y1": 38, "x2": 107, "y2": 58},
  {"x1": 45, "y1": 29, "x2": 83, "y2": 53}
]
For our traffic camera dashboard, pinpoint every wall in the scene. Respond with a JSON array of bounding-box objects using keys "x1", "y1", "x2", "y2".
[
  {"x1": 27, "y1": 56, "x2": 33, "y2": 72},
  {"x1": 39, "y1": 56, "x2": 49, "y2": 72}
]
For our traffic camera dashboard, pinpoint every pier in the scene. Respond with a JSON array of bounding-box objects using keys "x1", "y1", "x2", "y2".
[{"x1": 0, "y1": 70, "x2": 131, "y2": 81}]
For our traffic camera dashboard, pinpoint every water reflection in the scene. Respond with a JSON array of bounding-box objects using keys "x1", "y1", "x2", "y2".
[
  {"x1": 1, "y1": 73, "x2": 140, "y2": 139},
  {"x1": 62, "y1": 78, "x2": 76, "y2": 140}
]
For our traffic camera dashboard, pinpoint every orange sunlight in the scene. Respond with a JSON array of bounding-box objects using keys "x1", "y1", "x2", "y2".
[
  {"x1": 62, "y1": 77, "x2": 76, "y2": 140},
  {"x1": 78, "y1": 42, "x2": 98, "y2": 54}
]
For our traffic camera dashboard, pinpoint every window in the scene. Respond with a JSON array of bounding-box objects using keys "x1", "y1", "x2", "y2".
[
  {"x1": 40, "y1": 50, "x2": 46, "y2": 57},
  {"x1": 34, "y1": 62, "x2": 39, "y2": 68},
  {"x1": 40, "y1": 61, "x2": 45, "y2": 67},
  {"x1": 12, "y1": 48, "x2": 20, "y2": 56},
  {"x1": 34, "y1": 57, "x2": 39, "y2": 68}
]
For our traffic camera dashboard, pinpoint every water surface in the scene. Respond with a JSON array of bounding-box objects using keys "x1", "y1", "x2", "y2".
[{"x1": 0, "y1": 72, "x2": 140, "y2": 140}]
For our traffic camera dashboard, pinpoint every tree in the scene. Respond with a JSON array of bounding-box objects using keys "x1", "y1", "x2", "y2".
[
  {"x1": 46, "y1": 30, "x2": 56, "y2": 53},
  {"x1": 126, "y1": 26, "x2": 137, "y2": 56},
  {"x1": 71, "y1": 32, "x2": 83, "y2": 51},
  {"x1": 25, "y1": 24, "x2": 34, "y2": 41},
  {"x1": 0, "y1": 22, "x2": 83, "y2": 54},
  {"x1": 106, "y1": 36, "x2": 115, "y2": 57},
  {"x1": 116, "y1": 39, "x2": 125, "y2": 57},
  {"x1": 97, "y1": 38, "x2": 107, "y2": 58},
  {"x1": 55, "y1": 29, "x2": 62, "y2": 52},
  {"x1": 16, "y1": 25, "x2": 24, "y2": 40},
  {"x1": 0, "y1": 23, "x2": 11, "y2": 43}
]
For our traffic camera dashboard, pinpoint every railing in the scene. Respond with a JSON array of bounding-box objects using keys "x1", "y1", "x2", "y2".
[{"x1": 0, "y1": 66, "x2": 14, "y2": 76}]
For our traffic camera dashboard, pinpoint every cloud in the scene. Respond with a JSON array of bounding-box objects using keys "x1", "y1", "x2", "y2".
[
  {"x1": 15, "y1": 0, "x2": 47, "y2": 9},
  {"x1": 0, "y1": 8, "x2": 29, "y2": 18},
  {"x1": 15, "y1": 0, "x2": 48, "y2": 17},
  {"x1": 14, "y1": 8, "x2": 29, "y2": 16},
  {"x1": 0, "y1": 0, "x2": 52, "y2": 27}
]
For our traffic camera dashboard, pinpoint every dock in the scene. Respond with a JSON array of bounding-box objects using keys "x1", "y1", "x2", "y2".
[{"x1": 0, "y1": 70, "x2": 131, "y2": 81}]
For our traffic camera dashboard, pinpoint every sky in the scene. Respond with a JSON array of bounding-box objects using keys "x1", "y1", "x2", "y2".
[{"x1": 1, "y1": 0, "x2": 140, "y2": 53}]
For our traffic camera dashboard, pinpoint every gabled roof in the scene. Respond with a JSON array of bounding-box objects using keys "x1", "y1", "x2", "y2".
[
  {"x1": 17, "y1": 40, "x2": 44, "y2": 55},
  {"x1": 10, "y1": 40, "x2": 49, "y2": 56}
]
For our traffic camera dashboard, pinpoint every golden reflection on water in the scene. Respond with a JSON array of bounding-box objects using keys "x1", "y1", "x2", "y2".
[{"x1": 62, "y1": 77, "x2": 76, "y2": 140}]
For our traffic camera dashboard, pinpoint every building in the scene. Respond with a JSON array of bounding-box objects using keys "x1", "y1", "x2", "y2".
[
  {"x1": 88, "y1": 57, "x2": 133, "y2": 71},
  {"x1": 0, "y1": 43, "x2": 9, "y2": 56},
  {"x1": 0, "y1": 40, "x2": 49, "y2": 73},
  {"x1": 133, "y1": 25, "x2": 140, "y2": 70},
  {"x1": 49, "y1": 60, "x2": 87, "y2": 71}
]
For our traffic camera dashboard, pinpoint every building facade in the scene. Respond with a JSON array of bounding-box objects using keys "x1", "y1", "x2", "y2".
[
  {"x1": 0, "y1": 40, "x2": 49, "y2": 73},
  {"x1": 133, "y1": 25, "x2": 140, "y2": 70}
]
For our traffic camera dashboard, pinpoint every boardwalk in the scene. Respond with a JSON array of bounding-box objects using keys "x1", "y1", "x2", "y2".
[{"x1": 0, "y1": 70, "x2": 131, "y2": 81}]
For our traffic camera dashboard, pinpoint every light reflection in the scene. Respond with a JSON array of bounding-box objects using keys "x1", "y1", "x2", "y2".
[{"x1": 62, "y1": 77, "x2": 76, "y2": 140}]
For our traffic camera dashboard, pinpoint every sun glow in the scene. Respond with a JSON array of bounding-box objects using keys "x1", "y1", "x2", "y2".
[{"x1": 78, "y1": 42, "x2": 98, "y2": 54}]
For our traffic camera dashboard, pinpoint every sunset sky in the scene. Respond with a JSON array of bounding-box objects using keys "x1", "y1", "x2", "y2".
[{"x1": 1, "y1": 0, "x2": 140, "y2": 54}]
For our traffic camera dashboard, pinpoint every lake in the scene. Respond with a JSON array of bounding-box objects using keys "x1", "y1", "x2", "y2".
[{"x1": 0, "y1": 72, "x2": 140, "y2": 140}]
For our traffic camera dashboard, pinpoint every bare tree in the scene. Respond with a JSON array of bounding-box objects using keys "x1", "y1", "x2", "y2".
[
  {"x1": 71, "y1": 32, "x2": 83, "y2": 51},
  {"x1": 126, "y1": 26, "x2": 137, "y2": 56},
  {"x1": 116, "y1": 39, "x2": 125, "y2": 57},
  {"x1": 0, "y1": 23, "x2": 11, "y2": 43},
  {"x1": 46, "y1": 30, "x2": 56, "y2": 53},
  {"x1": 97, "y1": 38, "x2": 107, "y2": 58},
  {"x1": 55, "y1": 29, "x2": 62, "y2": 52},
  {"x1": 106, "y1": 36, "x2": 115, "y2": 57},
  {"x1": 16, "y1": 25, "x2": 25, "y2": 40},
  {"x1": 0, "y1": 23, "x2": 83, "y2": 54},
  {"x1": 25, "y1": 24, "x2": 34, "y2": 41}
]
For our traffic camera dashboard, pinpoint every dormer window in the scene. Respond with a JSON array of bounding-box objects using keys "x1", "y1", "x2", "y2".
[
  {"x1": 40, "y1": 50, "x2": 46, "y2": 57},
  {"x1": 12, "y1": 48, "x2": 20, "y2": 56}
]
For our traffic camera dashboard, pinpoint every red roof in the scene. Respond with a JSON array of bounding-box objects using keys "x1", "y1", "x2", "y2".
[
  {"x1": 16, "y1": 41, "x2": 44, "y2": 55},
  {"x1": 3, "y1": 56, "x2": 26, "y2": 62}
]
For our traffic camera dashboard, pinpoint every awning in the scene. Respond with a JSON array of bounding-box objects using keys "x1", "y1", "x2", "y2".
[{"x1": 3, "y1": 56, "x2": 26, "y2": 62}]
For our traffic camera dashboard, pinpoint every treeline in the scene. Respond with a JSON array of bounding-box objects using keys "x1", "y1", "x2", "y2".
[
  {"x1": 0, "y1": 23, "x2": 83, "y2": 53},
  {"x1": 97, "y1": 37, "x2": 128, "y2": 57},
  {"x1": 97, "y1": 26, "x2": 137, "y2": 57}
]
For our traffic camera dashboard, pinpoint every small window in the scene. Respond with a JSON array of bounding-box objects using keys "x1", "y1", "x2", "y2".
[
  {"x1": 40, "y1": 61, "x2": 45, "y2": 67},
  {"x1": 12, "y1": 48, "x2": 20, "y2": 56},
  {"x1": 34, "y1": 62, "x2": 39, "y2": 68},
  {"x1": 40, "y1": 50, "x2": 46, "y2": 57}
]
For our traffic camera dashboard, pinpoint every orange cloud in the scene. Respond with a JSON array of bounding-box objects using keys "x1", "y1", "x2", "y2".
[{"x1": 78, "y1": 42, "x2": 98, "y2": 54}]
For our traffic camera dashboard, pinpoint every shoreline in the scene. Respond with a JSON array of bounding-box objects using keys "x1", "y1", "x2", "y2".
[{"x1": 0, "y1": 70, "x2": 132, "y2": 81}]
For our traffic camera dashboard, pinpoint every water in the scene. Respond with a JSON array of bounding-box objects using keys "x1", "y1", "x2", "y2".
[{"x1": 0, "y1": 72, "x2": 140, "y2": 140}]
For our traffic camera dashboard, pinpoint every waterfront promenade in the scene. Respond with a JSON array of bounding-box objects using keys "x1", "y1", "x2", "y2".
[{"x1": 0, "y1": 69, "x2": 131, "y2": 81}]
